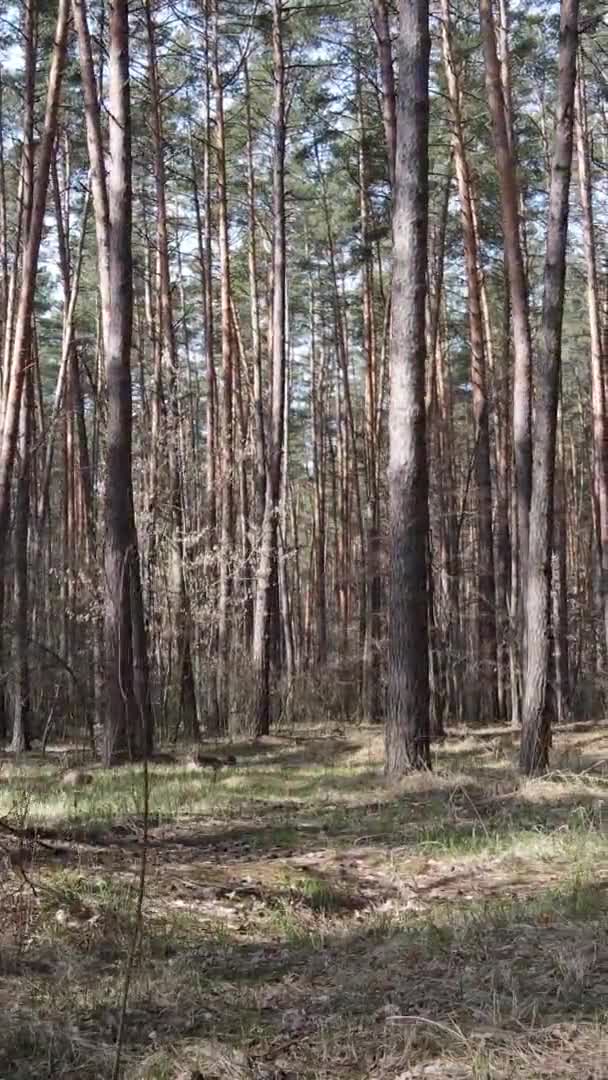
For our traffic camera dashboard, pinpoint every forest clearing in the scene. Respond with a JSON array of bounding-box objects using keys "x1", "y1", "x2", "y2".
[{"x1": 2, "y1": 723, "x2": 608, "y2": 1079}]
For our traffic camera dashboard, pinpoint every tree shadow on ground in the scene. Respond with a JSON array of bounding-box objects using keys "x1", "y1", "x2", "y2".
[
  {"x1": 5, "y1": 730, "x2": 608, "y2": 1077},
  {"x1": 3, "y1": 871, "x2": 608, "y2": 1078},
  {"x1": 219, "y1": 735, "x2": 362, "y2": 768},
  {"x1": 5, "y1": 778, "x2": 608, "y2": 883}
]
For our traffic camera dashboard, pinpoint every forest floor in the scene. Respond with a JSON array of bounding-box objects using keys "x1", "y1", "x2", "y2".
[{"x1": 2, "y1": 723, "x2": 608, "y2": 1079}]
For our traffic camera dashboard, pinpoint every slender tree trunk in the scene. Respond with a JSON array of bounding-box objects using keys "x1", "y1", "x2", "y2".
[
  {"x1": 202, "y1": 33, "x2": 217, "y2": 544},
  {"x1": 427, "y1": 173, "x2": 452, "y2": 736},
  {"x1": 38, "y1": 191, "x2": 90, "y2": 529},
  {"x1": 0, "y1": 65, "x2": 8, "y2": 367},
  {"x1": 385, "y1": 0, "x2": 431, "y2": 775},
  {"x1": 1, "y1": 0, "x2": 36, "y2": 425},
  {"x1": 252, "y1": 0, "x2": 287, "y2": 736},
  {"x1": 231, "y1": 300, "x2": 254, "y2": 648},
  {"x1": 576, "y1": 63, "x2": 608, "y2": 659},
  {"x1": 210, "y1": 0, "x2": 235, "y2": 733},
  {"x1": 358, "y1": 84, "x2": 382, "y2": 722},
  {"x1": 441, "y1": 0, "x2": 498, "y2": 724},
  {"x1": 11, "y1": 362, "x2": 33, "y2": 753},
  {"x1": 279, "y1": 354, "x2": 294, "y2": 685},
  {"x1": 0, "y1": 0, "x2": 69, "y2": 556},
  {"x1": 310, "y1": 290, "x2": 328, "y2": 666},
  {"x1": 244, "y1": 60, "x2": 267, "y2": 537},
  {"x1": 521, "y1": 0, "x2": 578, "y2": 775},
  {"x1": 3, "y1": 0, "x2": 37, "y2": 746},
  {"x1": 145, "y1": 0, "x2": 198, "y2": 740},
  {"x1": 479, "y1": 0, "x2": 532, "y2": 690},
  {"x1": 554, "y1": 413, "x2": 570, "y2": 723},
  {"x1": 372, "y1": 0, "x2": 397, "y2": 188}
]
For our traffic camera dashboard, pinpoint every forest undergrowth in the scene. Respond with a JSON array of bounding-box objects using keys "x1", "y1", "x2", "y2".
[{"x1": 2, "y1": 724, "x2": 608, "y2": 1079}]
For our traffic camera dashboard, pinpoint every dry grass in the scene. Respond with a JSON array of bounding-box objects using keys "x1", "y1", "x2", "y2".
[{"x1": 2, "y1": 723, "x2": 608, "y2": 1078}]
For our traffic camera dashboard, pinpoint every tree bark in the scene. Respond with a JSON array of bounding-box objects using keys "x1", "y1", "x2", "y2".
[
  {"x1": 441, "y1": 0, "x2": 498, "y2": 724},
  {"x1": 479, "y1": 0, "x2": 532, "y2": 686},
  {"x1": 74, "y1": 0, "x2": 153, "y2": 763},
  {"x1": 11, "y1": 354, "x2": 33, "y2": 753},
  {"x1": 210, "y1": 0, "x2": 235, "y2": 733},
  {"x1": 252, "y1": 0, "x2": 287, "y2": 736},
  {"x1": 521, "y1": 0, "x2": 579, "y2": 775},
  {"x1": 575, "y1": 63, "x2": 608, "y2": 659},
  {"x1": 371, "y1": 0, "x2": 397, "y2": 188},
  {"x1": 359, "y1": 82, "x2": 382, "y2": 722},
  {"x1": 0, "y1": 0, "x2": 70, "y2": 556},
  {"x1": 144, "y1": 0, "x2": 198, "y2": 740},
  {"x1": 244, "y1": 60, "x2": 267, "y2": 537},
  {"x1": 385, "y1": 0, "x2": 431, "y2": 775},
  {"x1": 310, "y1": 280, "x2": 328, "y2": 666}
]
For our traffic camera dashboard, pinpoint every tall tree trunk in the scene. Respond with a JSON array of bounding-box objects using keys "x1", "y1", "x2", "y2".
[
  {"x1": 0, "y1": 0, "x2": 69, "y2": 555},
  {"x1": 252, "y1": 0, "x2": 287, "y2": 736},
  {"x1": 74, "y1": 0, "x2": 152, "y2": 762},
  {"x1": 145, "y1": 0, "x2": 198, "y2": 740},
  {"x1": 210, "y1": 0, "x2": 235, "y2": 733},
  {"x1": 576, "y1": 63, "x2": 608, "y2": 659},
  {"x1": 385, "y1": 0, "x2": 431, "y2": 775},
  {"x1": 4, "y1": 0, "x2": 36, "y2": 748},
  {"x1": 104, "y1": 0, "x2": 146, "y2": 761},
  {"x1": 479, "y1": 0, "x2": 532, "y2": 691},
  {"x1": 201, "y1": 14, "x2": 217, "y2": 543},
  {"x1": 441, "y1": 0, "x2": 498, "y2": 724},
  {"x1": 11, "y1": 364, "x2": 33, "y2": 752},
  {"x1": 359, "y1": 83, "x2": 382, "y2": 722},
  {"x1": 1, "y1": 0, "x2": 36, "y2": 424},
  {"x1": 231, "y1": 300, "x2": 254, "y2": 647},
  {"x1": 427, "y1": 169, "x2": 452, "y2": 736},
  {"x1": 244, "y1": 60, "x2": 267, "y2": 537},
  {"x1": 0, "y1": 65, "x2": 8, "y2": 369},
  {"x1": 521, "y1": 0, "x2": 578, "y2": 775},
  {"x1": 310, "y1": 285, "x2": 328, "y2": 666},
  {"x1": 38, "y1": 191, "x2": 90, "y2": 529},
  {"x1": 553, "y1": 413, "x2": 570, "y2": 723}
]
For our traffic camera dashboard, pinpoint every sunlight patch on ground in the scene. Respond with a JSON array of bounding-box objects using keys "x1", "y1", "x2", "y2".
[{"x1": 2, "y1": 724, "x2": 608, "y2": 1077}]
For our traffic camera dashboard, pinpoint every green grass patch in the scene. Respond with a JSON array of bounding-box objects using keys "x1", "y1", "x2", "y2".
[{"x1": 3, "y1": 726, "x2": 608, "y2": 1077}]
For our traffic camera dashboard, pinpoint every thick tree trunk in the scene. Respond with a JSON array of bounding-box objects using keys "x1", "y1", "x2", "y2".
[
  {"x1": 521, "y1": 0, "x2": 578, "y2": 775},
  {"x1": 385, "y1": 0, "x2": 431, "y2": 775},
  {"x1": 74, "y1": 0, "x2": 152, "y2": 762},
  {"x1": 103, "y1": 0, "x2": 140, "y2": 761}
]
